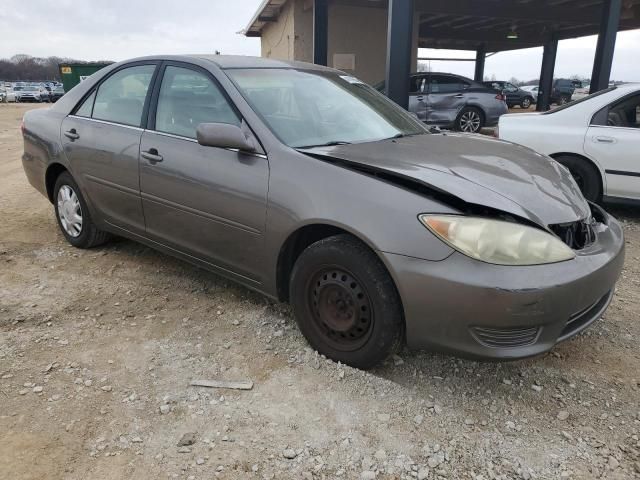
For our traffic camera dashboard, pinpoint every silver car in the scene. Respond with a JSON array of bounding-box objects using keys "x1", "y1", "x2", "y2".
[{"x1": 21, "y1": 55, "x2": 624, "y2": 369}]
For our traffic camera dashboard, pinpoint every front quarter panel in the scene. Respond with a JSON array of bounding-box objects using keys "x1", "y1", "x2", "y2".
[{"x1": 263, "y1": 146, "x2": 457, "y2": 296}]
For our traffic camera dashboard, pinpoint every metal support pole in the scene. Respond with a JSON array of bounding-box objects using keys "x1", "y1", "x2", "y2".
[
  {"x1": 474, "y1": 45, "x2": 486, "y2": 82},
  {"x1": 536, "y1": 36, "x2": 558, "y2": 112},
  {"x1": 313, "y1": 0, "x2": 328, "y2": 66},
  {"x1": 590, "y1": 0, "x2": 621, "y2": 93},
  {"x1": 385, "y1": 0, "x2": 414, "y2": 109}
]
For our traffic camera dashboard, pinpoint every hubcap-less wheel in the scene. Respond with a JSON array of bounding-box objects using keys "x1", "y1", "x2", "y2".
[
  {"x1": 57, "y1": 185, "x2": 83, "y2": 237},
  {"x1": 459, "y1": 110, "x2": 481, "y2": 133},
  {"x1": 308, "y1": 268, "x2": 373, "y2": 352}
]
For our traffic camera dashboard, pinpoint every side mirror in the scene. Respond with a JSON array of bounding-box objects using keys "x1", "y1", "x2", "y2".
[{"x1": 196, "y1": 123, "x2": 256, "y2": 152}]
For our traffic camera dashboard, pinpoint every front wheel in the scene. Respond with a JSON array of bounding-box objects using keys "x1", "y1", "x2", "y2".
[
  {"x1": 554, "y1": 155, "x2": 602, "y2": 203},
  {"x1": 521, "y1": 97, "x2": 532, "y2": 109},
  {"x1": 290, "y1": 235, "x2": 404, "y2": 369},
  {"x1": 455, "y1": 107, "x2": 484, "y2": 133},
  {"x1": 53, "y1": 172, "x2": 111, "y2": 248}
]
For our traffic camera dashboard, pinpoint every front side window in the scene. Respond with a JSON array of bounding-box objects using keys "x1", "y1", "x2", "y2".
[
  {"x1": 92, "y1": 65, "x2": 155, "y2": 127},
  {"x1": 155, "y1": 66, "x2": 240, "y2": 139},
  {"x1": 228, "y1": 69, "x2": 427, "y2": 148}
]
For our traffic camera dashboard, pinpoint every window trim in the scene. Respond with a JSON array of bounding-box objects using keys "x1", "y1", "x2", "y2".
[
  {"x1": 146, "y1": 60, "x2": 244, "y2": 134},
  {"x1": 70, "y1": 61, "x2": 161, "y2": 129}
]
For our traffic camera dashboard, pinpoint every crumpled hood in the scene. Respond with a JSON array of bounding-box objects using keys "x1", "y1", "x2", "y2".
[{"x1": 304, "y1": 133, "x2": 590, "y2": 226}]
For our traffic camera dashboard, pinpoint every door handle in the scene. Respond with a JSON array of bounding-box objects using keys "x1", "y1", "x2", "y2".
[
  {"x1": 454, "y1": 94, "x2": 465, "y2": 98},
  {"x1": 594, "y1": 136, "x2": 616, "y2": 144},
  {"x1": 64, "y1": 129, "x2": 79, "y2": 140},
  {"x1": 141, "y1": 149, "x2": 163, "y2": 163},
  {"x1": 416, "y1": 95, "x2": 424, "y2": 101}
]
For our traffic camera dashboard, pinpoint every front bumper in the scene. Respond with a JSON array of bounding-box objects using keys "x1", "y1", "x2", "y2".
[{"x1": 382, "y1": 210, "x2": 625, "y2": 360}]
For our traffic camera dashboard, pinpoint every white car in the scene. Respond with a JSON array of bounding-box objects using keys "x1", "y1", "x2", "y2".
[
  {"x1": 520, "y1": 85, "x2": 539, "y2": 102},
  {"x1": 0, "y1": 87, "x2": 17, "y2": 103},
  {"x1": 498, "y1": 84, "x2": 640, "y2": 203}
]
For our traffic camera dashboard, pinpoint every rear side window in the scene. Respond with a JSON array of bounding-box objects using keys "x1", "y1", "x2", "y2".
[
  {"x1": 75, "y1": 91, "x2": 95, "y2": 117},
  {"x1": 429, "y1": 75, "x2": 464, "y2": 94},
  {"x1": 593, "y1": 93, "x2": 640, "y2": 128},
  {"x1": 92, "y1": 65, "x2": 155, "y2": 127},
  {"x1": 155, "y1": 65, "x2": 240, "y2": 139}
]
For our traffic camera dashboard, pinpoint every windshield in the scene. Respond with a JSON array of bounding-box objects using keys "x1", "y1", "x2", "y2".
[{"x1": 227, "y1": 68, "x2": 427, "y2": 148}]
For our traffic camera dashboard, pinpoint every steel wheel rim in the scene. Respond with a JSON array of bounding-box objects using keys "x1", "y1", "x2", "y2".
[
  {"x1": 57, "y1": 185, "x2": 83, "y2": 237},
  {"x1": 307, "y1": 267, "x2": 374, "y2": 352},
  {"x1": 522, "y1": 98, "x2": 531, "y2": 108},
  {"x1": 460, "y1": 111, "x2": 481, "y2": 132}
]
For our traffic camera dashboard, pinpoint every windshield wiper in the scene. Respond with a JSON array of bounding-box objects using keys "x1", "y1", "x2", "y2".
[{"x1": 297, "y1": 141, "x2": 352, "y2": 149}]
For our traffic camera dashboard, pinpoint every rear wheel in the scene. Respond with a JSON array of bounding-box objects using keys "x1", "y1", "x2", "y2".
[
  {"x1": 53, "y1": 172, "x2": 111, "y2": 248},
  {"x1": 455, "y1": 107, "x2": 484, "y2": 133},
  {"x1": 290, "y1": 235, "x2": 404, "y2": 369},
  {"x1": 554, "y1": 155, "x2": 602, "y2": 203}
]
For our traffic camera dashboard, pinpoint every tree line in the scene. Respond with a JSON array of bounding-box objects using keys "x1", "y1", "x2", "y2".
[{"x1": 0, "y1": 55, "x2": 112, "y2": 82}]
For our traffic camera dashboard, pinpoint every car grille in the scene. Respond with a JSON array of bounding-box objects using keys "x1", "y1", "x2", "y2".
[
  {"x1": 470, "y1": 326, "x2": 540, "y2": 348},
  {"x1": 549, "y1": 218, "x2": 596, "y2": 250}
]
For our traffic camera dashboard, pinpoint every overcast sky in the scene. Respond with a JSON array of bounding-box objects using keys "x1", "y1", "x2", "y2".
[{"x1": 1, "y1": 0, "x2": 639, "y2": 83}]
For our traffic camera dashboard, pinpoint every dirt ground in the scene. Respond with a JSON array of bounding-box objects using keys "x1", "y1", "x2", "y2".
[{"x1": 1, "y1": 103, "x2": 639, "y2": 480}]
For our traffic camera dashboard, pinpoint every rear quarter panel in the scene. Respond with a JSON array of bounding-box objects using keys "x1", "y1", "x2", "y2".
[{"x1": 22, "y1": 108, "x2": 68, "y2": 199}]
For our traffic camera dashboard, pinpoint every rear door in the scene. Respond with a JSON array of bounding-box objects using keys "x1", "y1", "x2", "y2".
[
  {"x1": 408, "y1": 75, "x2": 427, "y2": 121},
  {"x1": 61, "y1": 63, "x2": 158, "y2": 234},
  {"x1": 425, "y1": 74, "x2": 467, "y2": 125},
  {"x1": 139, "y1": 62, "x2": 269, "y2": 282},
  {"x1": 584, "y1": 92, "x2": 640, "y2": 200}
]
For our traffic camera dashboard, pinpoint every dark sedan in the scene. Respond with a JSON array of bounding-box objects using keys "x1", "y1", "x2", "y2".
[
  {"x1": 483, "y1": 81, "x2": 536, "y2": 109},
  {"x1": 21, "y1": 55, "x2": 624, "y2": 368}
]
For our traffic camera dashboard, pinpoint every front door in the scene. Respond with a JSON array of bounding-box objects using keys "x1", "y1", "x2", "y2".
[
  {"x1": 61, "y1": 63, "x2": 157, "y2": 234},
  {"x1": 139, "y1": 64, "x2": 269, "y2": 282},
  {"x1": 585, "y1": 93, "x2": 640, "y2": 200}
]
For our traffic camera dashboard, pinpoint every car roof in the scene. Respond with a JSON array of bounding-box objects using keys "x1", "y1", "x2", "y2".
[{"x1": 122, "y1": 54, "x2": 337, "y2": 73}]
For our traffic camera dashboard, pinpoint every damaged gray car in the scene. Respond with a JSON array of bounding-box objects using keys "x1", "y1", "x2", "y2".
[{"x1": 21, "y1": 55, "x2": 624, "y2": 369}]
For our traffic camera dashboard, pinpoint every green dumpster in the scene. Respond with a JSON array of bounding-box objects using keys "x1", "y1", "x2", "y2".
[{"x1": 58, "y1": 63, "x2": 113, "y2": 92}]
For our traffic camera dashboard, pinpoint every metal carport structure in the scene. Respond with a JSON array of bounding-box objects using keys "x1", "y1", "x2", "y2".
[{"x1": 245, "y1": 0, "x2": 640, "y2": 111}]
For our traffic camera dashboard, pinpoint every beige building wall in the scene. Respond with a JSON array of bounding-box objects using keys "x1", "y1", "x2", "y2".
[
  {"x1": 259, "y1": 0, "x2": 418, "y2": 85},
  {"x1": 261, "y1": 0, "x2": 296, "y2": 60}
]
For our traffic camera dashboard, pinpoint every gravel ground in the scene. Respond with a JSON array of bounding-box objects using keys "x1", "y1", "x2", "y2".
[{"x1": 1, "y1": 103, "x2": 640, "y2": 480}]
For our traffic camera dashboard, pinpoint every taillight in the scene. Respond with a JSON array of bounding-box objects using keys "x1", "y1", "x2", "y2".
[{"x1": 495, "y1": 93, "x2": 506, "y2": 102}]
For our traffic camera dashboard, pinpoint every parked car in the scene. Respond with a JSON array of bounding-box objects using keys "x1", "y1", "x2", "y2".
[
  {"x1": 498, "y1": 84, "x2": 640, "y2": 203},
  {"x1": 549, "y1": 78, "x2": 575, "y2": 105},
  {"x1": 377, "y1": 73, "x2": 508, "y2": 133},
  {"x1": 21, "y1": 55, "x2": 624, "y2": 368},
  {"x1": 483, "y1": 81, "x2": 535, "y2": 109},
  {"x1": 50, "y1": 85, "x2": 65, "y2": 102},
  {"x1": 572, "y1": 84, "x2": 591, "y2": 101},
  {"x1": 14, "y1": 85, "x2": 50, "y2": 102},
  {"x1": 521, "y1": 85, "x2": 539, "y2": 102}
]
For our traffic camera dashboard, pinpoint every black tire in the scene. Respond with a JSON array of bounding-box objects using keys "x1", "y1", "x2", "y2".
[
  {"x1": 289, "y1": 234, "x2": 404, "y2": 369},
  {"x1": 455, "y1": 106, "x2": 484, "y2": 133},
  {"x1": 520, "y1": 97, "x2": 533, "y2": 109},
  {"x1": 554, "y1": 155, "x2": 602, "y2": 203},
  {"x1": 53, "y1": 172, "x2": 111, "y2": 248}
]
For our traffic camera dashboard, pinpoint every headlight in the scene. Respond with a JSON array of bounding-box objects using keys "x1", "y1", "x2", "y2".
[{"x1": 419, "y1": 214, "x2": 575, "y2": 266}]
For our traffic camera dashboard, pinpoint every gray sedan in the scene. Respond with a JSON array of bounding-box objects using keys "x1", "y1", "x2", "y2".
[{"x1": 21, "y1": 55, "x2": 624, "y2": 368}]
